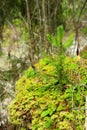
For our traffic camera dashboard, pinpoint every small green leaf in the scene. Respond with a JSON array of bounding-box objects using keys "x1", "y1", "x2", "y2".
[
  {"x1": 44, "y1": 119, "x2": 54, "y2": 128},
  {"x1": 47, "y1": 34, "x2": 59, "y2": 47},
  {"x1": 57, "y1": 25, "x2": 64, "y2": 43},
  {"x1": 41, "y1": 109, "x2": 51, "y2": 118},
  {"x1": 53, "y1": 37, "x2": 60, "y2": 47},
  {"x1": 47, "y1": 34, "x2": 53, "y2": 44}
]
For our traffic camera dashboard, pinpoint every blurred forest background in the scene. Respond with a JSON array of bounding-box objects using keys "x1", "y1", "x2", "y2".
[{"x1": 0, "y1": 0, "x2": 87, "y2": 130}]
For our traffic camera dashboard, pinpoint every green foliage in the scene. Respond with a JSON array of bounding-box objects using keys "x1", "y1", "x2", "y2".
[
  {"x1": 12, "y1": 19, "x2": 23, "y2": 26},
  {"x1": 47, "y1": 26, "x2": 73, "y2": 50},
  {"x1": 47, "y1": 25, "x2": 64, "y2": 48},
  {"x1": 8, "y1": 56, "x2": 87, "y2": 129},
  {"x1": 47, "y1": 26, "x2": 67, "y2": 90},
  {"x1": 24, "y1": 67, "x2": 37, "y2": 78},
  {"x1": 57, "y1": 25, "x2": 64, "y2": 43},
  {"x1": 47, "y1": 34, "x2": 60, "y2": 47},
  {"x1": 47, "y1": 27, "x2": 74, "y2": 90},
  {"x1": 20, "y1": 128, "x2": 26, "y2": 130}
]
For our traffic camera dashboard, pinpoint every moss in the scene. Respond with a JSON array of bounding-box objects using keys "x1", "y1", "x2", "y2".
[{"x1": 8, "y1": 56, "x2": 87, "y2": 129}]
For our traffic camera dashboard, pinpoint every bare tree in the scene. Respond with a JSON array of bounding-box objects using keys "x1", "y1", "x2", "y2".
[{"x1": 69, "y1": 0, "x2": 87, "y2": 56}]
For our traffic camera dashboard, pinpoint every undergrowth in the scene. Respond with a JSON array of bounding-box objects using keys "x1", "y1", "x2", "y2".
[{"x1": 8, "y1": 56, "x2": 87, "y2": 130}]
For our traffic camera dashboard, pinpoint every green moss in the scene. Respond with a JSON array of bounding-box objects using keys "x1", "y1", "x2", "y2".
[{"x1": 8, "y1": 56, "x2": 87, "y2": 129}]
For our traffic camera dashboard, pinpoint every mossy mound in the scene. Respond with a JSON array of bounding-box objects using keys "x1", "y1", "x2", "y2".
[{"x1": 8, "y1": 56, "x2": 87, "y2": 130}]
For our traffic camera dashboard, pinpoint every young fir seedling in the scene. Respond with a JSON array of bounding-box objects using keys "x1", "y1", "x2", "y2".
[{"x1": 47, "y1": 25, "x2": 73, "y2": 90}]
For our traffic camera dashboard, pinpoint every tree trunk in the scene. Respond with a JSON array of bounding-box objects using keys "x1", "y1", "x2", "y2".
[
  {"x1": 42, "y1": 0, "x2": 48, "y2": 42},
  {"x1": 25, "y1": 0, "x2": 35, "y2": 67}
]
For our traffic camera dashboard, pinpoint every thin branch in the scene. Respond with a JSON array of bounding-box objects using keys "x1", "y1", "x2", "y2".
[{"x1": 77, "y1": 0, "x2": 87, "y2": 24}]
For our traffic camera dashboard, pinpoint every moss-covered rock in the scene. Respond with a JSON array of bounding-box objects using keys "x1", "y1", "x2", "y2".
[{"x1": 8, "y1": 56, "x2": 87, "y2": 130}]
